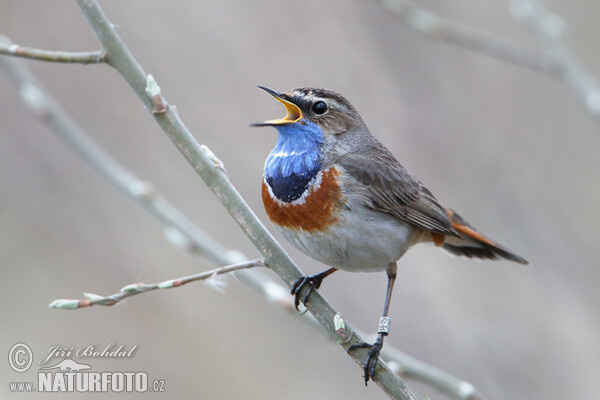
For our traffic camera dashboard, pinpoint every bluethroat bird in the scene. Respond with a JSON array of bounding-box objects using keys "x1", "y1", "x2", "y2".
[{"x1": 252, "y1": 86, "x2": 528, "y2": 384}]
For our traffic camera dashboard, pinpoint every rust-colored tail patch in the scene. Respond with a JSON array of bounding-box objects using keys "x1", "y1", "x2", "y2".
[
  {"x1": 429, "y1": 209, "x2": 495, "y2": 247},
  {"x1": 446, "y1": 209, "x2": 497, "y2": 247},
  {"x1": 441, "y1": 208, "x2": 529, "y2": 264}
]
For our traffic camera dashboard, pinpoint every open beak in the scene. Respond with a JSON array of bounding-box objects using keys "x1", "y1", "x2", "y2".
[{"x1": 251, "y1": 86, "x2": 304, "y2": 127}]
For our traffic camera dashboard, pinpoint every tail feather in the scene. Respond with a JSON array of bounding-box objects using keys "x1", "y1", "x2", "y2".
[{"x1": 441, "y1": 208, "x2": 528, "y2": 265}]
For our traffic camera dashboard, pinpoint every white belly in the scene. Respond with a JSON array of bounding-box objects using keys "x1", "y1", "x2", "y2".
[{"x1": 275, "y1": 205, "x2": 422, "y2": 272}]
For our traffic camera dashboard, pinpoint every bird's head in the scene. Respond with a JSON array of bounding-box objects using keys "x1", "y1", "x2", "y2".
[
  {"x1": 253, "y1": 87, "x2": 372, "y2": 201},
  {"x1": 252, "y1": 86, "x2": 366, "y2": 140}
]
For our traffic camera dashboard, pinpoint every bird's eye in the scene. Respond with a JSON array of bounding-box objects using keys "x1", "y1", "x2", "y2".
[{"x1": 312, "y1": 101, "x2": 328, "y2": 115}]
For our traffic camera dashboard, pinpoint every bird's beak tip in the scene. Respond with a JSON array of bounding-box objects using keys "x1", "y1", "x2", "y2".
[
  {"x1": 254, "y1": 85, "x2": 303, "y2": 126},
  {"x1": 257, "y1": 85, "x2": 284, "y2": 99}
]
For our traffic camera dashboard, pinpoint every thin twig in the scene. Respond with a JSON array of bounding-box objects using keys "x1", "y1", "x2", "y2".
[
  {"x1": 380, "y1": 0, "x2": 600, "y2": 128},
  {"x1": 48, "y1": 259, "x2": 264, "y2": 309},
  {"x1": 385, "y1": 347, "x2": 482, "y2": 400},
  {"x1": 510, "y1": 0, "x2": 600, "y2": 123},
  {"x1": 379, "y1": 0, "x2": 561, "y2": 73},
  {"x1": 0, "y1": 42, "x2": 104, "y2": 64},
  {"x1": 0, "y1": 34, "x2": 234, "y2": 262}
]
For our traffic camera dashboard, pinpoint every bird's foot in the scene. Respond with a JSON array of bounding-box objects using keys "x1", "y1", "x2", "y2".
[
  {"x1": 290, "y1": 273, "x2": 326, "y2": 311},
  {"x1": 349, "y1": 336, "x2": 384, "y2": 385}
]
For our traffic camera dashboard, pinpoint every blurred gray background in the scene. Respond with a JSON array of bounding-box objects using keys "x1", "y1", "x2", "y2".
[{"x1": 1, "y1": 1, "x2": 599, "y2": 399}]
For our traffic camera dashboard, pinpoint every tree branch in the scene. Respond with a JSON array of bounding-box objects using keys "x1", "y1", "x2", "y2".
[
  {"x1": 379, "y1": 0, "x2": 561, "y2": 73},
  {"x1": 48, "y1": 259, "x2": 264, "y2": 309},
  {"x1": 385, "y1": 347, "x2": 481, "y2": 400},
  {"x1": 380, "y1": 0, "x2": 600, "y2": 128},
  {"x1": 0, "y1": 35, "x2": 235, "y2": 264},
  {"x1": 510, "y1": 0, "x2": 600, "y2": 123},
  {"x1": 0, "y1": 42, "x2": 104, "y2": 64}
]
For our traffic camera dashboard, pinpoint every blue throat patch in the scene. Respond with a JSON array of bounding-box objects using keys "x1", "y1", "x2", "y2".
[{"x1": 264, "y1": 121, "x2": 323, "y2": 203}]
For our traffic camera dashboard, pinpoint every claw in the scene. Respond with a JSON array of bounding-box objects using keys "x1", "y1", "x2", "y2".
[
  {"x1": 290, "y1": 268, "x2": 337, "y2": 311},
  {"x1": 349, "y1": 337, "x2": 383, "y2": 384},
  {"x1": 290, "y1": 274, "x2": 324, "y2": 311}
]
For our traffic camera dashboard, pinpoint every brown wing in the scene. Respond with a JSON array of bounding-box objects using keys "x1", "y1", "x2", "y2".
[{"x1": 338, "y1": 145, "x2": 458, "y2": 237}]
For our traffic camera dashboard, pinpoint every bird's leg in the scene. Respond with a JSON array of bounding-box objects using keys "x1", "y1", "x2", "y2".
[
  {"x1": 349, "y1": 262, "x2": 397, "y2": 384},
  {"x1": 291, "y1": 267, "x2": 337, "y2": 311}
]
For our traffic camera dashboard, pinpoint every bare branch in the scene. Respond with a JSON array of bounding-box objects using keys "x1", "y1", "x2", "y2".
[
  {"x1": 384, "y1": 347, "x2": 482, "y2": 400},
  {"x1": 0, "y1": 34, "x2": 235, "y2": 264},
  {"x1": 48, "y1": 259, "x2": 264, "y2": 309},
  {"x1": 380, "y1": 0, "x2": 600, "y2": 128},
  {"x1": 379, "y1": 0, "x2": 561, "y2": 73},
  {"x1": 510, "y1": 0, "x2": 600, "y2": 123},
  {"x1": 0, "y1": 39, "x2": 104, "y2": 64}
]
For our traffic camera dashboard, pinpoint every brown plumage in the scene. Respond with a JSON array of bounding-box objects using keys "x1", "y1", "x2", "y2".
[{"x1": 261, "y1": 166, "x2": 343, "y2": 232}]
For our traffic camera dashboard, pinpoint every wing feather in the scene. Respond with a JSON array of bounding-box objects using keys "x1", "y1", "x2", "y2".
[{"x1": 338, "y1": 144, "x2": 458, "y2": 236}]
